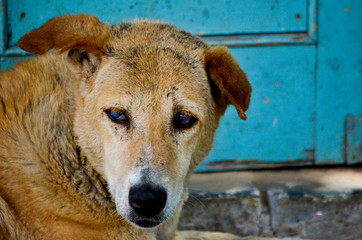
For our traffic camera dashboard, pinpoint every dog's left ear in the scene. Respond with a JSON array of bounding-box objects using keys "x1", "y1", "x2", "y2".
[
  {"x1": 17, "y1": 14, "x2": 109, "y2": 56},
  {"x1": 17, "y1": 14, "x2": 110, "y2": 76},
  {"x1": 204, "y1": 46, "x2": 252, "y2": 120}
]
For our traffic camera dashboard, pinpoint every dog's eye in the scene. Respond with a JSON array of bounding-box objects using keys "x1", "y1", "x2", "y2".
[
  {"x1": 174, "y1": 112, "x2": 197, "y2": 130},
  {"x1": 105, "y1": 109, "x2": 129, "y2": 127}
]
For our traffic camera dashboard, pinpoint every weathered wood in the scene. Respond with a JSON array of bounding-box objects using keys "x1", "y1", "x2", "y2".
[
  {"x1": 198, "y1": 45, "x2": 316, "y2": 171},
  {"x1": 315, "y1": 0, "x2": 362, "y2": 164},
  {"x1": 0, "y1": 0, "x2": 6, "y2": 54},
  {"x1": 7, "y1": 0, "x2": 307, "y2": 47}
]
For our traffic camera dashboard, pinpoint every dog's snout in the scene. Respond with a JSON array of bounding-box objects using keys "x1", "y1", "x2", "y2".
[{"x1": 129, "y1": 183, "x2": 167, "y2": 217}]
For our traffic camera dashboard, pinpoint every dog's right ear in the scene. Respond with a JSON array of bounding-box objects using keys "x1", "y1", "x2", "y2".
[
  {"x1": 17, "y1": 14, "x2": 110, "y2": 76},
  {"x1": 204, "y1": 46, "x2": 252, "y2": 120}
]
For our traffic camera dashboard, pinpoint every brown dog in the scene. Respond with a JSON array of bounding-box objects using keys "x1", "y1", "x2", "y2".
[{"x1": 0, "y1": 14, "x2": 251, "y2": 240}]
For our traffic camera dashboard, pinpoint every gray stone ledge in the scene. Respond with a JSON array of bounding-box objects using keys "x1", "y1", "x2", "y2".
[{"x1": 179, "y1": 168, "x2": 362, "y2": 240}]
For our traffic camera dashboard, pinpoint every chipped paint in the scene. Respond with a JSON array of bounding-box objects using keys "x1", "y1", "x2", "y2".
[
  {"x1": 20, "y1": 12, "x2": 26, "y2": 20},
  {"x1": 345, "y1": 116, "x2": 362, "y2": 164},
  {"x1": 273, "y1": 117, "x2": 278, "y2": 126}
]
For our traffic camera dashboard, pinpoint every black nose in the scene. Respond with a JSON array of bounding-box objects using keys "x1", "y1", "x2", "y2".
[{"x1": 129, "y1": 184, "x2": 167, "y2": 217}]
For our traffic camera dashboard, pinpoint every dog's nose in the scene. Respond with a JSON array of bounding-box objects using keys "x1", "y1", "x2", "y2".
[{"x1": 129, "y1": 183, "x2": 167, "y2": 217}]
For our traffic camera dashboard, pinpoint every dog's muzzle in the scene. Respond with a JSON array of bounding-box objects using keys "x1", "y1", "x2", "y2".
[{"x1": 128, "y1": 183, "x2": 167, "y2": 228}]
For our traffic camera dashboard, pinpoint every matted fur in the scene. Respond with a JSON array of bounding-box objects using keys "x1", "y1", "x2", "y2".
[{"x1": 0, "y1": 14, "x2": 251, "y2": 240}]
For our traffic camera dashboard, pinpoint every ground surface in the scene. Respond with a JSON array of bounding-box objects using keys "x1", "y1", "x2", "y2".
[{"x1": 179, "y1": 168, "x2": 362, "y2": 240}]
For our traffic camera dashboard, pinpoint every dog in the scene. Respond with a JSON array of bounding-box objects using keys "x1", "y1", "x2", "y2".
[{"x1": 0, "y1": 14, "x2": 251, "y2": 240}]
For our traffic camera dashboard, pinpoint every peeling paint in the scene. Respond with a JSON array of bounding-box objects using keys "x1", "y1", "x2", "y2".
[
  {"x1": 273, "y1": 117, "x2": 278, "y2": 126},
  {"x1": 20, "y1": 12, "x2": 26, "y2": 20}
]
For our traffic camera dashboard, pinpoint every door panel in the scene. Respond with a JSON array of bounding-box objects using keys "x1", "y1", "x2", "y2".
[
  {"x1": 197, "y1": 45, "x2": 316, "y2": 172},
  {"x1": 315, "y1": 0, "x2": 362, "y2": 164}
]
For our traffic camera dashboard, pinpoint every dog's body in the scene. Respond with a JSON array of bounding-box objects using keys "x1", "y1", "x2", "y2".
[{"x1": 0, "y1": 15, "x2": 251, "y2": 240}]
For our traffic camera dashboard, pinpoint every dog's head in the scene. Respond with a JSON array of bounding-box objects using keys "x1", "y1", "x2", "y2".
[{"x1": 18, "y1": 14, "x2": 251, "y2": 229}]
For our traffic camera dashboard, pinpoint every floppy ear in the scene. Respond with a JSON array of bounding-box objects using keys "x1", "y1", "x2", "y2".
[
  {"x1": 17, "y1": 14, "x2": 110, "y2": 56},
  {"x1": 17, "y1": 14, "x2": 110, "y2": 94},
  {"x1": 17, "y1": 14, "x2": 110, "y2": 76},
  {"x1": 204, "y1": 46, "x2": 252, "y2": 120}
]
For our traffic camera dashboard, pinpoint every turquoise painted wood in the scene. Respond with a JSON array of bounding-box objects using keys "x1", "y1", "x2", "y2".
[
  {"x1": 197, "y1": 45, "x2": 316, "y2": 172},
  {"x1": 346, "y1": 116, "x2": 362, "y2": 165},
  {"x1": 315, "y1": 0, "x2": 362, "y2": 164},
  {"x1": 0, "y1": 0, "x2": 6, "y2": 54},
  {"x1": 7, "y1": 0, "x2": 307, "y2": 47},
  {"x1": 0, "y1": 0, "x2": 361, "y2": 171}
]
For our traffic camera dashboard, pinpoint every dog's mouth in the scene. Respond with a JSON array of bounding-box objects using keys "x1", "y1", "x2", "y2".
[{"x1": 129, "y1": 215, "x2": 164, "y2": 228}]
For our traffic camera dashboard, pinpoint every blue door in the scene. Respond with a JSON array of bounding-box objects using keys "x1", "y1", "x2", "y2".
[{"x1": 1, "y1": 0, "x2": 361, "y2": 171}]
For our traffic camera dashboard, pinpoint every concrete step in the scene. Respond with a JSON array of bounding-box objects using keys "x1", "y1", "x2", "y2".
[{"x1": 178, "y1": 168, "x2": 362, "y2": 240}]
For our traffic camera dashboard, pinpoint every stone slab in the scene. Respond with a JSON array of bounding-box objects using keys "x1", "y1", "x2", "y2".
[{"x1": 179, "y1": 168, "x2": 362, "y2": 240}]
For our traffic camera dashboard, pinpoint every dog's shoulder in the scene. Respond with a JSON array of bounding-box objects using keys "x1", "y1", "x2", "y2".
[{"x1": 0, "y1": 52, "x2": 76, "y2": 188}]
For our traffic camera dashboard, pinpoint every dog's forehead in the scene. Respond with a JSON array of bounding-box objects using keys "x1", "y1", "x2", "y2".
[
  {"x1": 98, "y1": 57, "x2": 209, "y2": 103},
  {"x1": 101, "y1": 48, "x2": 203, "y2": 86},
  {"x1": 107, "y1": 20, "x2": 208, "y2": 55}
]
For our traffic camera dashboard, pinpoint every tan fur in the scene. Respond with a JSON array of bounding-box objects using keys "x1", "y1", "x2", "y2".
[
  {"x1": 204, "y1": 46, "x2": 251, "y2": 120},
  {"x1": 0, "y1": 14, "x2": 251, "y2": 240}
]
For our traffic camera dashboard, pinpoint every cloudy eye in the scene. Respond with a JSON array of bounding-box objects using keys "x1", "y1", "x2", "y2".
[
  {"x1": 174, "y1": 112, "x2": 198, "y2": 130},
  {"x1": 105, "y1": 109, "x2": 129, "y2": 127}
]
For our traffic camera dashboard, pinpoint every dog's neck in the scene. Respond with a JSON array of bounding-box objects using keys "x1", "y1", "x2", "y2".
[
  {"x1": 45, "y1": 130, "x2": 115, "y2": 215},
  {"x1": 73, "y1": 145, "x2": 114, "y2": 208},
  {"x1": 36, "y1": 53, "x2": 117, "y2": 215}
]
